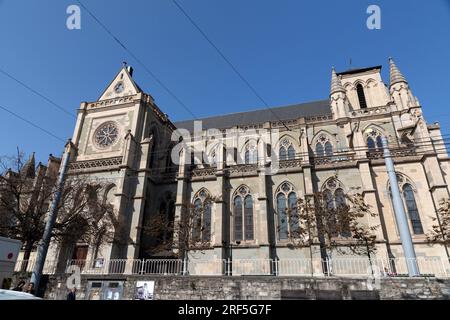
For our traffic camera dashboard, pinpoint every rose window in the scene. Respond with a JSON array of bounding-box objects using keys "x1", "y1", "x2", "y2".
[{"x1": 94, "y1": 122, "x2": 119, "y2": 148}]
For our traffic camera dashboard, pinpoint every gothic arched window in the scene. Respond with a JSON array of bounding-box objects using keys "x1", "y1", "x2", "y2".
[
  {"x1": 192, "y1": 199, "x2": 202, "y2": 242},
  {"x1": 356, "y1": 84, "x2": 367, "y2": 109},
  {"x1": 335, "y1": 188, "x2": 346, "y2": 209},
  {"x1": 166, "y1": 199, "x2": 176, "y2": 241},
  {"x1": 244, "y1": 195, "x2": 254, "y2": 240},
  {"x1": 315, "y1": 135, "x2": 333, "y2": 157},
  {"x1": 376, "y1": 136, "x2": 383, "y2": 149},
  {"x1": 279, "y1": 138, "x2": 296, "y2": 161},
  {"x1": 192, "y1": 189, "x2": 212, "y2": 242},
  {"x1": 288, "y1": 145, "x2": 295, "y2": 160},
  {"x1": 367, "y1": 137, "x2": 375, "y2": 150},
  {"x1": 325, "y1": 142, "x2": 333, "y2": 156},
  {"x1": 322, "y1": 179, "x2": 350, "y2": 237},
  {"x1": 276, "y1": 182, "x2": 299, "y2": 240},
  {"x1": 389, "y1": 175, "x2": 424, "y2": 235},
  {"x1": 149, "y1": 131, "x2": 157, "y2": 168},
  {"x1": 316, "y1": 143, "x2": 324, "y2": 157},
  {"x1": 366, "y1": 129, "x2": 384, "y2": 151},
  {"x1": 288, "y1": 192, "x2": 299, "y2": 233},
  {"x1": 244, "y1": 143, "x2": 258, "y2": 164},
  {"x1": 403, "y1": 184, "x2": 424, "y2": 235},
  {"x1": 157, "y1": 197, "x2": 176, "y2": 242},
  {"x1": 277, "y1": 193, "x2": 288, "y2": 240},
  {"x1": 279, "y1": 147, "x2": 287, "y2": 161},
  {"x1": 233, "y1": 186, "x2": 253, "y2": 241}
]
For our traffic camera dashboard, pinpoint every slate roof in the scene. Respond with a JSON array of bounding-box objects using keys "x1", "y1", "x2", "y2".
[{"x1": 174, "y1": 99, "x2": 331, "y2": 131}]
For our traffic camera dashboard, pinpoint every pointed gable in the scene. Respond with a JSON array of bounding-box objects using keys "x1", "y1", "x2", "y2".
[{"x1": 98, "y1": 65, "x2": 142, "y2": 101}]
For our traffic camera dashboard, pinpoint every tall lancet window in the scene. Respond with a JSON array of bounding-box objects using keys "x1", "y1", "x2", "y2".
[
  {"x1": 279, "y1": 138, "x2": 296, "y2": 161},
  {"x1": 315, "y1": 134, "x2": 333, "y2": 157},
  {"x1": 276, "y1": 182, "x2": 299, "y2": 240},
  {"x1": 192, "y1": 189, "x2": 212, "y2": 242},
  {"x1": 322, "y1": 178, "x2": 351, "y2": 238},
  {"x1": 366, "y1": 129, "x2": 383, "y2": 151},
  {"x1": 389, "y1": 174, "x2": 424, "y2": 235},
  {"x1": 244, "y1": 143, "x2": 258, "y2": 164},
  {"x1": 233, "y1": 186, "x2": 254, "y2": 241},
  {"x1": 403, "y1": 184, "x2": 424, "y2": 235},
  {"x1": 356, "y1": 84, "x2": 368, "y2": 109}
]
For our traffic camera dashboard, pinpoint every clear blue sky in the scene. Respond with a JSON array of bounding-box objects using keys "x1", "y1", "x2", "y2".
[{"x1": 0, "y1": 0, "x2": 449, "y2": 164}]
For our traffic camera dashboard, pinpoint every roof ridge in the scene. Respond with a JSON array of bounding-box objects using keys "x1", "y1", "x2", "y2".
[{"x1": 174, "y1": 99, "x2": 329, "y2": 123}]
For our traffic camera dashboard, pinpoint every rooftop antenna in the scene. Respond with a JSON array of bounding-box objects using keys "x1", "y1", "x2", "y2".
[{"x1": 349, "y1": 58, "x2": 353, "y2": 70}]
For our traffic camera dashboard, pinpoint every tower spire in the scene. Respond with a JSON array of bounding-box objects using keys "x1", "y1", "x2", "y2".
[
  {"x1": 389, "y1": 57, "x2": 407, "y2": 86},
  {"x1": 330, "y1": 67, "x2": 345, "y2": 95},
  {"x1": 20, "y1": 152, "x2": 36, "y2": 178}
]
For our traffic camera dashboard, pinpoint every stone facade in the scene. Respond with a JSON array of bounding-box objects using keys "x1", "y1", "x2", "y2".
[
  {"x1": 44, "y1": 58, "x2": 450, "y2": 276},
  {"x1": 43, "y1": 274, "x2": 450, "y2": 300}
]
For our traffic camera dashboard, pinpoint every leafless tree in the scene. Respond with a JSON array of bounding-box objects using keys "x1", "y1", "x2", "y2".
[
  {"x1": 0, "y1": 152, "x2": 122, "y2": 271},
  {"x1": 142, "y1": 195, "x2": 216, "y2": 260},
  {"x1": 427, "y1": 198, "x2": 450, "y2": 250},
  {"x1": 52, "y1": 180, "x2": 125, "y2": 262},
  {"x1": 282, "y1": 190, "x2": 379, "y2": 272}
]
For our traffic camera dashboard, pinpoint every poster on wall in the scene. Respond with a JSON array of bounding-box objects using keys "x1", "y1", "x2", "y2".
[
  {"x1": 104, "y1": 282, "x2": 123, "y2": 300},
  {"x1": 87, "y1": 282, "x2": 103, "y2": 300},
  {"x1": 134, "y1": 281, "x2": 155, "y2": 300},
  {"x1": 86, "y1": 281, "x2": 124, "y2": 300}
]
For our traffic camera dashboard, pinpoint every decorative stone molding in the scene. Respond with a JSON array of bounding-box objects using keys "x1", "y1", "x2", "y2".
[
  {"x1": 367, "y1": 147, "x2": 416, "y2": 160},
  {"x1": 271, "y1": 119, "x2": 298, "y2": 128},
  {"x1": 312, "y1": 153, "x2": 355, "y2": 166},
  {"x1": 279, "y1": 159, "x2": 303, "y2": 169},
  {"x1": 227, "y1": 164, "x2": 258, "y2": 174},
  {"x1": 191, "y1": 167, "x2": 217, "y2": 178},
  {"x1": 237, "y1": 124, "x2": 264, "y2": 130},
  {"x1": 69, "y1": 156, "x2": 123, "y2": 172},
  {"x1": 305, "y1": 114, "x2": 333, "y2": 123},
  {"x1": 87, "y1": 96, "x2": 135, "y2": 109},
  {"x1": 350, "y1": 105, "x2": 393, "y2": 117}
]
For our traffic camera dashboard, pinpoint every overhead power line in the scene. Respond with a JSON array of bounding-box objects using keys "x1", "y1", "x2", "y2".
[
  {"x1": 170, "y1": 0, "x2": 291, "y2": 131},
  {"x1": 0, "y1": 103, "x2": 66, "y2": 143},
  {"x1": 76, "y1": 0, "x2": 197, "y2": 120},
  {"x1": 0, "y1": 67, "x2": 76, "y2": 119}
]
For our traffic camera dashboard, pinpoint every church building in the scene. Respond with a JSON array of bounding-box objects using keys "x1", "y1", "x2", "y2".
[{"x1": 51, "y1": 58, "x2": 450, "y2": 276}]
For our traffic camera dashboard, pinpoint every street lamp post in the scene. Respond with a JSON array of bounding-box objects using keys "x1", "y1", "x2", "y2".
[
  {"x1": 31, "y1": 140, "x2": 74, "y2": 293},
  {"x1": 382, "y1": 136, "x2": 419, "y2": 276}
]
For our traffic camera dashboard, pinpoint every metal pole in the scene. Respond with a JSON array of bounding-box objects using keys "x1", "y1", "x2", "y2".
[
  {"x1": 382, "y1": 136, "x2": 419, "y2": 276},
  {"x1": 229, "y1": 243, "x2": 232, "y2": 276},
  {"x1": 31, "y1": 140, "x2": 73, "y2": 292}
]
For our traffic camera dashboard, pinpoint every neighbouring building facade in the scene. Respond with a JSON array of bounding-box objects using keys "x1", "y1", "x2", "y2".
[
  {"x1": 1, "y1": 153, "x2": 61, "y2": 266},
  {"x1": 40, "y1": 58, "x2": 450, "y2": 276}
]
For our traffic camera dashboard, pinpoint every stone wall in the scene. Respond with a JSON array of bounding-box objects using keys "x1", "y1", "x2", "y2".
[{"x1": 42, "y1": 275, "x2": 450, "y2": 300}]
